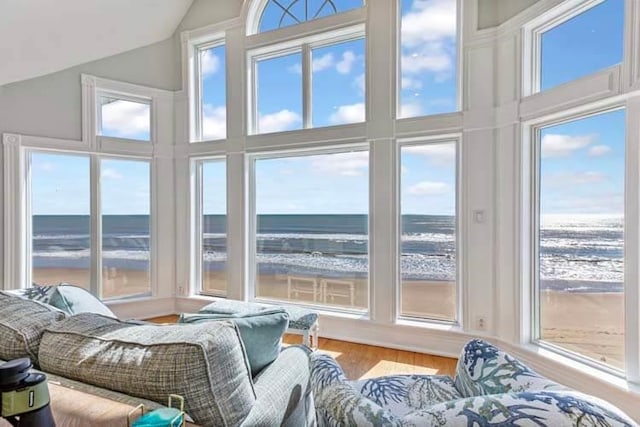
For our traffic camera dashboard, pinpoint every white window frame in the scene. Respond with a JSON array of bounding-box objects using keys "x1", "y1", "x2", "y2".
[
  {"x1": 396, "y1": 136, "x2": 462, "y2": 325},
  {"x1": 247, "y1": 144, "x2": 370, "y2": 313},
  {"x1": 192, "y1": 156, "x2": 228, "y2": 297},
  {"x1": 247, "y1": 24, "x2": 365, "y2": 134},
  {"x1": 191, "y1": 37, "x2": 227, "y2": 143},
  {"x1": 396, "y1": 0, "x2": 463, "y2": 119},
  {"x1": 522, "y1": 0, "x2": 622, "y2": 97},
  {"x1": 23, "y1": 148, "x2": 153, "y2": 300},
  {"x1": 245, "y1": 0, "x2": 366, "y2": 35},
  {"x1": 522, "y1": 99, "x2": 638, "y2": 380}
]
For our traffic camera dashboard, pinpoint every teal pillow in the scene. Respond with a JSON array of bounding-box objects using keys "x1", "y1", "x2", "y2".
[
  {"x1": 179, "y1": 309, "x2": 289, "y2": 376},
  {"x1": 49, "y1": 284, "x2": 116, "y2": 318}
]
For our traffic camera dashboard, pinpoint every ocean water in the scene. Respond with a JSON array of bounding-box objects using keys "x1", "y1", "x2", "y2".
[{"x1": 33, "y1": 214, "x2": 623, "y2": 292}]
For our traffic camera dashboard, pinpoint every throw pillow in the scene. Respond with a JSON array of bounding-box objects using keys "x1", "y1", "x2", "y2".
[
  {"x1": 179, "y1": 309, "x2": 289, "y2": 376},
  {"x1": 48, "y1": 284, "x2": 116, "y2": 318}
]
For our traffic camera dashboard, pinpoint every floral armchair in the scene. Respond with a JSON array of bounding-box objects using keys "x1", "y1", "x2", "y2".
[{"x1": 310, "y1": 339, "x2": 637, "y2": 426}]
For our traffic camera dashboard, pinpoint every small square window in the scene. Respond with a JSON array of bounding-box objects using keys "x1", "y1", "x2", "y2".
[
  {"x1": 99, "y1": 96, "x2": 151, "y2": 142},
  {"x1": 538, "y1": 0, "x2": 624, "y2": 92}
]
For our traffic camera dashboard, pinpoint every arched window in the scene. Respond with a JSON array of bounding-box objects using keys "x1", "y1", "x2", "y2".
[{"x1": 254, "y1": 0, "x2": 364, "y2": 33}]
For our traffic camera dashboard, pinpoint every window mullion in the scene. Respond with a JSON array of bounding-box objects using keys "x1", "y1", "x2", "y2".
[
  {"x1": 90, "y1": 155, "x2": 102, "y2": 298},
  {"x1": 302, "y1": 43, "x2": 312, "y2": 129},
  {"x1": 195, "y1": 48, "x2": 204, "y2": 141}
]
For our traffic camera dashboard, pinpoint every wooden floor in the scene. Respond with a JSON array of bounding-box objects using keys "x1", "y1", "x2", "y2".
[{"x1": 147, "y1": 315, "x2": 458, "y2": 379}]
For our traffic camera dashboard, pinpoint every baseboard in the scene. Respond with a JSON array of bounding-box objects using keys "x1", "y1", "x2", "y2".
[{"x1": 106, "y1": 296, "x2": 175, "y2": 320}]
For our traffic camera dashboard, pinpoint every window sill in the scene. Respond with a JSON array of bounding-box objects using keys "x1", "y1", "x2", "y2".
[
  {"x1": 395, "y1": 317, "x2": 463, "y2": 333},
  {"x1": 520, "y1": 341, "x2": 640, "y2": 394}
]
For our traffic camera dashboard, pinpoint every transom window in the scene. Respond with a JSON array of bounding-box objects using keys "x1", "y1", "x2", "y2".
[
  {"x1": 98, "y1": 95, "x2": 151, "y2": 142},
  {"x1": 533, "y1": 0, "x2": 624, "y2": 93},
  {"x1": 250, "y1": 29, "x2": 365, "y2": 134},
  {"x1": 193, "y1": 40, "x2": 227, "y2": 142},
  {"x1": 398, "y1": 0, "x2": 458, "y2": 118},
  {"x1": 258, "y1": 0, "x2": 364, "y2": 33}
]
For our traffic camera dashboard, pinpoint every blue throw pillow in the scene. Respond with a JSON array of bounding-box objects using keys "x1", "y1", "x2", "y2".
[
  {"x1": 179, "y1": 309, "x2": 289, "y2": 376},
  {"x1": 49, "y1": 284, "x2": 117, "y2": 318}
]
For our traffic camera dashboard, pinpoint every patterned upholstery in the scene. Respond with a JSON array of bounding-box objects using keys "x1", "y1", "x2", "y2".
[
  {"x1": 350, "y1": 375, "x2": 462, "y2": 418},
  {"x1": 38, "y1": 313, "x2": 256, "y2": 427},
  {"x1": 454, "y1": 338, "x2": 567, "y2": 396},
  {"x1": 0, "y1": 291, "x2": 66, "y2": 363},
  {"x1": 402, "y1": 391, "x2": 637, "y2": 426},
  {"x1": 7, "y1": 285, "x2": 57, "y2": 304},
  {"x1": 310, "y1": 339, "x2": 637, "y2": 427}
]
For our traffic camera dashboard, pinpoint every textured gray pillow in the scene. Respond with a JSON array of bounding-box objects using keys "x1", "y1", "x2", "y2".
[
  {"x1": 39, "y1": 313, "x2": 256, "y2": 427},
  {"x1": 0, "y1": 291, "x2": 66, "y2": 363}
]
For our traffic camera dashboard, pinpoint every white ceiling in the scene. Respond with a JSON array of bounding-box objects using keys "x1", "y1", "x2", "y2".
[{"x1": 0, "y1": 0, "x2": 194, "y2": 86}]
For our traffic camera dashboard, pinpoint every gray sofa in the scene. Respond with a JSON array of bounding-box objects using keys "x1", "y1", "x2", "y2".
[
  {"x1": 0, "y1": 291, "x2": 315, "y2": 427},
  {"x1": 310, "y1": 338, "x2": 637, "y2": 426}
]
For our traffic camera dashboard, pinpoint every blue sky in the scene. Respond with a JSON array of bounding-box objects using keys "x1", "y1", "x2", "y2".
[{"x1": 33, "y1": 0, "x2": 625, "y2": 217}]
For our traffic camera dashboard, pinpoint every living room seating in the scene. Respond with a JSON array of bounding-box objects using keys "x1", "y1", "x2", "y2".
[
  {"x1": 310, "y1": 338, "x2": 637, "y2": 426},
  {"x1": 0, "y1": 291, "x2": 315, "y2": 427}
]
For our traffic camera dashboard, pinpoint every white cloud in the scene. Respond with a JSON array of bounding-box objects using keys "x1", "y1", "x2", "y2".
[
  {"x1": 401, "y1": 43, "x2": 453, "y2": 74},
  {"x1": 336, "y1": 51, "x2": 357, "y2": 74},
  {"x1": 541, "y1": 134, "x2": 597, "y2": 158},
  {"x1": 399, "y1": 102, "x2": 423, "y2": 118},
  {"x1": 200, "y1": 50, "x2": 221, "y2": 77},
  {"x1": 102, "y1": 168, "x2": 123, "y2": 181},
  {"x1": 101, "y1": 100, "x2": 150, "y2": 139},
  {"x1": 313, "y1": 53, "x2": 335, "y2": 72},
  {"x1": 259, "y1": 109, "x2": 302, "y2": 133},
  {"x1": 202, "y1": 105, "x2": 226, "y2": 140},
  {"x1": 588, "y1": 145, "x2": 611, "y2": 157},
  {"x1": 329, "y1": 103, "x2": 365, "y2": 125},
  {"x1": 408, "y1": 181, "x2": 449, "y2": 195},
  {"x1": 401, "y1": 0, "x2": 457, "y2": 48},
  {"x1": 400, "y1": 0, "x2": 456, "y2": 82},
  {"x1": 545, "y1": 171, "x2": 607, "y2": 186},
  {"x1": 311, "y1": 151, "x2": 369, "y2": 176},
  {"x1": 404, "y1": 143, "x2": 455, "y2": 166},
  {"x1": 402, "y1": 76, "x2": 423, "y2": 90}
]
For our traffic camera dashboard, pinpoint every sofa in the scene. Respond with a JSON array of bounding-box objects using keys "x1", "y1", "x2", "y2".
[
  {"x1": 0, "y1": 290, "x2": 315, "y2": 427},
  {"x1": 310, "y1": 339, "x2": 637, "y2": 426}
]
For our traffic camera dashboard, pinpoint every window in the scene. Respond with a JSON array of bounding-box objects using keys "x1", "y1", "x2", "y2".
[
  {"x1": 535, "y1": 108, "x2": 625, "y2": 370},
  {"x1": 101, "y1": 159, "x2": 151, "y2": 299},
  {"x1": 258, "y1": 0, "x2": 364, "y2": 33},
  {"x1": 398, "y1": 0, "x2": 458, "y2": 118},
  {"x1": 99, "y1": 96, "x2": 151, "y2": 141},
  {"x1": 199, "y1": 160, "x2": 227, "y2": 295},
  {"x1": 195, "y1": 43, "x2": 227, "y2": 141},
  {"x1": 253, "y1": 149, "x2": 369, "y2": 310},
  {"x1": 251, "y1": 32, "x2": 365, "y2": 134},
  {"x1": 31, "y1": 153, "x2": 91, "y2": 290},
  {"x1": 29, "y1": 152, "x2": 152, "y2": 300},
  {"x1": 256, "y1": 51, "x2": 304, "y2": 133},
  {"x1": 400, "y1": 141, "x2": 457, "y2": 321},
  {"x1": 537, "y1": 0, "x2": 624, "y2": 92},
  {"x1": 312, "y1": 38, "x2": 365, "y2": 127}
]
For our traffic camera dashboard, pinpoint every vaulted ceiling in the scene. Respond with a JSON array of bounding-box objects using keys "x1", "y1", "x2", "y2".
[{"x1": 0, "y1": 0, "x2": 194, "y2": 86}]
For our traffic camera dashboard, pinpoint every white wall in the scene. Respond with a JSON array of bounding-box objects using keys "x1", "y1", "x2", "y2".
[{"x1": 0, "y1": 38, "x2": 177, "y2": 141}]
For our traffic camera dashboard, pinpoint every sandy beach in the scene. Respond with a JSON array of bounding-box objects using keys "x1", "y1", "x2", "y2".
[
  {"x1": 33, "y1": 267, "x2": 624, "y2": 369},
  {"x1": 33, "y1": 268, "x2": 151, "y2": 300}
]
